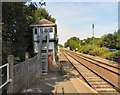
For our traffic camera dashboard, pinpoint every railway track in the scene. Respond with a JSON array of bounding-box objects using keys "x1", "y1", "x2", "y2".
[
  {"x1": 60, "y1": 49, "x2": 120, "y2": 94},
  {"x1": 68, "y1": 51, "x2": 120, "y2": 76},
  {"x1": 76, "y1": 52, "x2": 119, "y2": 69}
]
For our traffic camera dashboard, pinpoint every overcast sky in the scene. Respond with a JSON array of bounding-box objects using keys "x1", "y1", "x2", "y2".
[{"x1": 31, "y1": 0, "x2": 119, "y2": 45}]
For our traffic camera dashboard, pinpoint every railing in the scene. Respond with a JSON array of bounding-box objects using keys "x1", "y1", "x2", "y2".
[
  {"x1": 42, "y1": 33, "x2": 58, "y2": 41},
  {"x1": 0, "y1": 63, "x2": 10, "y2": 89},
  {"x1": 0, "y1": 53, "x2": 41, "y2": 94}
]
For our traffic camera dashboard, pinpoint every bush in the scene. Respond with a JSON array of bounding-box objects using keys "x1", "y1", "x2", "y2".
[
  {"x1": 89, "y1": 47, "x2": 108, "y2": 56},
  {"x1": 79, "y1": 44, "x2": 120, "y2": 62},
  {"x1": 79, "y1": 44, "x2": 94, "y2": 54},
  {"x1": 100, "y1": 53, "x2": 110, "y2": 59},
  {"x1": 108, "y1": 50, "x2": 120, "y2": 61}
]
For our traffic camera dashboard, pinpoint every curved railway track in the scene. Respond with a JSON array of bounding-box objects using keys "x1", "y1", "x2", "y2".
[{"x1": 60, "y1": 49, "x2": 120, "y2": 94}]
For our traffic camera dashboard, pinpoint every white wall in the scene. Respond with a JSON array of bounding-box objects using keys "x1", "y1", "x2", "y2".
[{"x1": 33, "y1": 27, "x2": 56, "y2": 61}]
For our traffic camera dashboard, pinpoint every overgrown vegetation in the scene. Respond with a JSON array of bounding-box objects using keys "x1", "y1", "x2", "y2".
[{"x1": 64, "y1": 30, "x2": 120, "y2": 62}]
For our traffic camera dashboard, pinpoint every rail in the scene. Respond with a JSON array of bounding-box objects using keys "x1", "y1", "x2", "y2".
[
  {"x1": 0, "y1": 63, "x2": 10, "y2": 89},
  {"x1": 76, "y1": 52, "x2": 119, "y2": 69},
  {"x1": 0, "y1": 53, "x2": 41, "y2": 94},
  {"x1": 61, "y1": 50, "x2": 120, "y2": 93},
  {"x1": 70, "y1": 51, "x2": 120, "y2": 75},
  {"x1": 61, "y1": 51, "x2": 93, "y2": 88}
]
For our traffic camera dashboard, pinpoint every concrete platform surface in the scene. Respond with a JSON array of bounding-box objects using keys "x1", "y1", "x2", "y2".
[
  {"x1": 21, "y1": 51, "x2": 98, "y2": 94},
  {"x1": 52, "y1": 76, "x2": 97, "y2": 94},
  {"x1": 21, "y1": 71, "x2": 97, "y2": 94}
]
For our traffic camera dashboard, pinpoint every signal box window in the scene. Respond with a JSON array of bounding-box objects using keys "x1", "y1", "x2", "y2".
[
  {"x1": 35, "y1": 28, "x2": 37, "y2": 34},
  {"x1": 49, "y1": 28, "x2": 53, "y2": 33}
]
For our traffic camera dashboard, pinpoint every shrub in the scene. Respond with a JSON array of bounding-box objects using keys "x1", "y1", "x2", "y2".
[
  {"x1": 100, "y1": 53, "x2": 109, "y2": 59},
  {"x1": 79, "y1": 44, "x2": 120, "y2": 62},
  {"x1": 108, "y1": 50, "x2": 120, "y2": 61},
  {"x1": 89, "y1": 47, "x2": 108, "y2": 56},
  {"x1": 79, "y1": 44, "x2": 94, "y2": 54}
]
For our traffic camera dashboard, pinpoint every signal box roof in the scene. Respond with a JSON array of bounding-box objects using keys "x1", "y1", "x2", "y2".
[{"x1": 30, "y1": 19, "x2": 56, "y2": 27}]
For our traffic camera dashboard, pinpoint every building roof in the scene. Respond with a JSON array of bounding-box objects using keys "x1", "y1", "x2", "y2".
[{"x1": 30, "y1": 19, "x2": 56, "y2": 27}]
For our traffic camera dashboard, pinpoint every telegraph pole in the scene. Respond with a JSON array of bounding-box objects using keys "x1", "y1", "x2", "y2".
[{"x1": 92, "y1": 24, "x2": 95, "y2": 46}]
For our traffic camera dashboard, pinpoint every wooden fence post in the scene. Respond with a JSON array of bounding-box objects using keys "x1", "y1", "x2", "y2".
[
  {"x1": 25, "y1": 52, "x2": 29, "y2": 90},
  {"x1": 7, "y1": 55, "x2": 14, "y2": 94}
]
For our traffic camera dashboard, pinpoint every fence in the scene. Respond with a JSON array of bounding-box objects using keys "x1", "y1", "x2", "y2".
[
  {"x1": 0, "y1": 52, "x2": 42, "y2": 94},
  {"x1": 0, "y1": 63, "x2": 10, "y2": 94}
]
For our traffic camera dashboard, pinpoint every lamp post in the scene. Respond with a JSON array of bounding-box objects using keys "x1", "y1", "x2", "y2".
[{"x1": 92, "y1": 24, "x2": 95, "y2": 46}]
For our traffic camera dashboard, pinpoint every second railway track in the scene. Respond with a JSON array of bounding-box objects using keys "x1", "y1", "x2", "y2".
[
  {"x1": 73, "y1": 51, "x2": 120, "y2": 75},
  {"x1": 60, "y1": 49, "x2": 120, "y2": 94}
]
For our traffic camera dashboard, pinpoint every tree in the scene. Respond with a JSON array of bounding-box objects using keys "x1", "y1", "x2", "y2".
[
  {"x1": 2, "y1": 2, "x2": 29, "y2": 62},
  {"x1": 64, "y1": 37, "x2": 80, "y2": 50},
  {"x1": 101, "y1": 33, "x2": 117, "y2": 49},
  {"x1": 114, "y1": 29, "x2": 120, "y2": 49},
  {"x1": 34, "y1": 8, "x2": 55, "y2": 22},
  {"x1": 2, "y1": 2, "x2": 56, "y2": 64},
  {"x1": 80, "y1": 37, "x2": 101, "y2": 46}
]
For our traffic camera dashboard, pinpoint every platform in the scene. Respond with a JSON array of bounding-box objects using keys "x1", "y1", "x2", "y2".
[
  {"x1": 21, "y1": 52, "x2": 98, "y2": 94},
  {"x1": 22, "y1": 71, "x2": 97, "y2": 94}
]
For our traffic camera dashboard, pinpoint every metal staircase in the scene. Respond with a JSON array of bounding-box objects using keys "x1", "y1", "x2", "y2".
[
  {"x1": 38, "y1": 29, "x2": 50, "y2": 75},
  {"x1": 41, "y1": 31, "x2": 49, "y2": 74}
]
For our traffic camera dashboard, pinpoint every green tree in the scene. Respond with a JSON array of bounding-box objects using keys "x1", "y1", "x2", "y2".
[
  {"x1": 114, "y1": 29, "x2": 120, "y2": 49},
  {"x1": 2, "y1": 2, "x2": 56, "y2": 64},
  {"x1": 80, "y1": 37, "x2": 101, "y2": 46},
  {"x1": 101, "y1": 33, "x2": 117, "y2": 49},
  {"x1": 64, "y1": 37, "x2": 80, "y2": 50},
  {"x1": 34, "y1": 8, "x2": 55, "y2": 22},
  {"x1": 2, "y1": 2, "x2": 29, "y2": 62}
]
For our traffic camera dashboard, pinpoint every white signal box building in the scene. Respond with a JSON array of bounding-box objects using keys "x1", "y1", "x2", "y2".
[{"x1": 30, "y1": 19, "x2": 58, "y2": 62}]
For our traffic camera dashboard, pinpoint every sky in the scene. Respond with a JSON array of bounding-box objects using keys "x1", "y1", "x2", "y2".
[{"x1": 31, "y1": 0, "x2": 119, "y2": 45}]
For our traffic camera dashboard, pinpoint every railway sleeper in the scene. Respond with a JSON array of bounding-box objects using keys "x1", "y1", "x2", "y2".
[
  {"x1": 84, "y1": 73, "x2": 98, "y2": 76},
  {"x1": 90, "y1": 82, "x2": 108, "y2": 85},
  {"x1": 85, "y1": 77, "x2": 101, "y2": 79},
  {"x1": 93, "y1": 84, "x2": 112, "y2": 88},
  {"x1": 87, "y1": 79, "x2": 104, "y2": 82},
  {"x1": 96, "y1": 88, "x2": 117, "y2": 92},
  {"x1": 82, "y1": 72, "x2": 94, "y2": 74}
]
